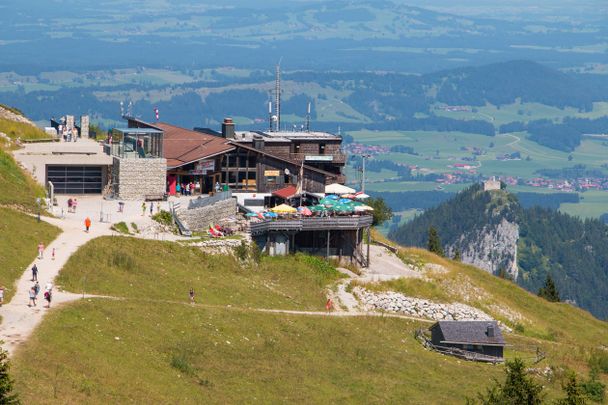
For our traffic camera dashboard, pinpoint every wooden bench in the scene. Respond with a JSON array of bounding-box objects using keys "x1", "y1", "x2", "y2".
[{"x1": 144, "y1": 193, "x2": 166, "y2": 201}]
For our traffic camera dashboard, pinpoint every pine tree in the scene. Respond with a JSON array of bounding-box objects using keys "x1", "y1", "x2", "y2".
[
  {"x1": 538, "y1": 273, "x2": 560, "y2": 302},
  {"x1": 427, "y1": 226, "x2": 444, "y2": 257},
  {"x1": 0, "y1": 347, "x2": 19, "y2": 404},
  {"x1": 472, "y1": 358, "x2": 544, "y2": 405},
  {"x1": 556, "y1": 372, "x2": 588, "y2": 405}
]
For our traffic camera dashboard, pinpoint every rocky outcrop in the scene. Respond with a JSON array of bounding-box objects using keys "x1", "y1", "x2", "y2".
[
  {"x1": 447, "y1": 218, "x2": 519, "y2": 280},
  {"x1": 0, "y1": 105, "x2": 36, "y2": 126}
]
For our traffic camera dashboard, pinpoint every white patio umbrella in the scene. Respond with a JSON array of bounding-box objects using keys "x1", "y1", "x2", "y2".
[
  {"x1": 325, "y1": 183, "x2": 356, "y2": 194},
  {"x1": 355, "y1": 193, "x2": 370, "y2": 200}
]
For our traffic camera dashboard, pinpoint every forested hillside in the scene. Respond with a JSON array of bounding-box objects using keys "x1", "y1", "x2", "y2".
[{"x1": 389, "y1": 185, "x2": 608, "y2": 320}]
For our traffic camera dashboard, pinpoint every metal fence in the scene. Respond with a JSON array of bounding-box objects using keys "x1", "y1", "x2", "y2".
[{"x1": 187, "y1": 190, "x2": 233, "y2": 210}]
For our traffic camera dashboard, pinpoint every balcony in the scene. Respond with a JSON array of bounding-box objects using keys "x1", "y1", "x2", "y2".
[{"x1": 249, "y1": 215, "x2": 373, "y2": 235}]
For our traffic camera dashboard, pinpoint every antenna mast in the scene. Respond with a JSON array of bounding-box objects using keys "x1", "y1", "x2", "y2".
[
  {"x1": 306, "y1": 101, "x2": 311, "y2": 132},
  {"x1": 268, "y1": 101, "x2": 273, "y2": 132},
  {"x1": 275, "y1": 63, "x2": 281, "y2": 132}
]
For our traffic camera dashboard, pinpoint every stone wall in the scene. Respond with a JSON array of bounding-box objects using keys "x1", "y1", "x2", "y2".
[
  {"x1": 354, "y1": 288, "x2": 493, "y2": 322},
  {"x1": 112, "y1": 157, "x2": 167, "y2": 200},
  {"x1": 176, "y1": 198, "x2": 237, "y2": 232}
]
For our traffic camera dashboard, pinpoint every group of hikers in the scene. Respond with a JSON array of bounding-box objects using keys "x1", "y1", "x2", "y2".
[
  {"x1": 29, "y1": 264, "x2": 52, "y2": 308},
  {"x1": 67, "y1": 198, "x2": 78, "y2": 213}
]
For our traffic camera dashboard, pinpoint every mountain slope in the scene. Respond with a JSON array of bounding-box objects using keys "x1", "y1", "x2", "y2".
[{"x1": 389, "y1": 184, "x2": 608, "y2": 320}]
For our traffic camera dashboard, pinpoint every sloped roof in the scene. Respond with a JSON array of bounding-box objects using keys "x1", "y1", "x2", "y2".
[
  {"x1": 272, "y1": 185, "x2": 298, "y2": 199},
  {"x1": 431, "y1": 321, "x2": 506, "y2": 346},
  {"x1": 155, "y1": 123, "x2": 234, "y2": 169}
]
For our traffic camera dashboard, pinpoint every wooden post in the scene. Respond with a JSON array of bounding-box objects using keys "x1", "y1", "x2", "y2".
[
  {"x1": 366, "y1": 227, "x2": 371, "y2": 267},
  {"x1": 326, "y1": 230, "x2": 330, "y2": 258}
]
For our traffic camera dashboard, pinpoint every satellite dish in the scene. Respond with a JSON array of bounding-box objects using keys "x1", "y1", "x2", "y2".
[
  {"x1": 284, "y1": 168, "x2": 290, "y2": 175},
  {"x1": 271, "y1": 115, "x2": 278, "y2": 122}
]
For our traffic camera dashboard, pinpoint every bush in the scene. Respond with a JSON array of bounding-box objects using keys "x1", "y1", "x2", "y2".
[
  {"x1": 152, "y1": 210, "x2": 173, "y2": 227},
  {"x1": 111, "y1": 222, "x2": 129, "y2": 234},
  {"x1": 234, "y1": 241, "x2": 248, "y2": 262}
]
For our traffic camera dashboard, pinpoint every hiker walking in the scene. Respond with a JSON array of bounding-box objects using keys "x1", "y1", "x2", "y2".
[
  {"x1": 149, "y1": 202, "x2": 154, "y2": 216},
  {"x1": 37, "y1": 242, "x2": 44, "y2": 259},
  {"x1": 67, "y1": 198, "x2": 73, "y2": 213},
  {"x1": 189, "y1": 288, "x2": 195, "y2": 304},
  {"x1": 72, "y1": 198, "x2": 78, "y2": 213},
  {"x1": 31, "y1": 264, "x2": 38, "y2": 281},
  {"x1": 118, "y1": 201, "x2": 124, "y2": 213},
  {"x1": 34, "y1": 281, "x2": 40, "y2": 298},
  {"x1": 141, "y1": 202, "x2": 146, "y2": 216},
  {"x1": 52, "y1": 247, "x2": 56, "y2": 260},
  {"x1": 43, "y1": 290, "x2": 52, "y2": 308},
  {"x1": 28, "y1": 287, "x2": 37, "y2": 307},
  {"x1": 325, "y1": 298, "x2": 333, "y2": 313},
  {"x1": 215, "y1": 181, "x2": 221, "y2": 194},
  {"x1": 84, "y1": 216, "x2": 91, "y2": 232}
]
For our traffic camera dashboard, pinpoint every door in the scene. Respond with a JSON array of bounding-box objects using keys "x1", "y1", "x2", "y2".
[{"x1": 46, "y1": 165, "x2": 103, "y2": 194}]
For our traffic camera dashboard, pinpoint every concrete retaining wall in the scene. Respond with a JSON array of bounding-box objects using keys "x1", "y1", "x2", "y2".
[
  {"x1": 176, "y1": 198, "x2": 237, "y2": 232},
  {"x1": 112, "y1": 157, "x2": 166, "y2": 200}
]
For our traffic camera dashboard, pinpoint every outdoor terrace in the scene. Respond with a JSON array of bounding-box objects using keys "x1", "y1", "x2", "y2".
[{"x1": 249, "y1": 215, "x2": 373, "y2": 235}]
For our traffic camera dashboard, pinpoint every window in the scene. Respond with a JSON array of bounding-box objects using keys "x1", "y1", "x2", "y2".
[{"x1": 319, "y1": 143, "x2": 326, "y2": 154}]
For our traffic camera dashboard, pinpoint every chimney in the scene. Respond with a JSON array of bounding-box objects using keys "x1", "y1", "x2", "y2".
[
  {"x1": 486, "y1": 324, "x2": 495, "y2": 338},
  {"x1": 222, "y1": 117, "x2": 235, "y2": 139}
]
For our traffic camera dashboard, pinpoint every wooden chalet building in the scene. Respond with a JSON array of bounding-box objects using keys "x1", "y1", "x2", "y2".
[{"x1": 125, "y1": 117, "x2": 345, "y2": 195}]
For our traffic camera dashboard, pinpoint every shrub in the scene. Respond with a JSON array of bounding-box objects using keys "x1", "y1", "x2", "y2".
[
  {"x1": 111, "y1": 222, "x2": 129, "y2": 234},
  {"x1": 152, "y1": 210, "x2": 173, "y2": 227},
  {"x1": 234, "y1": 241, "x2": 249, "y2": 262}
]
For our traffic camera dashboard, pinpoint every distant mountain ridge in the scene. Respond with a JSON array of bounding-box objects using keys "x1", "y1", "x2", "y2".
[{"x1": 389, "y1": 184, "x2": 608, "y2": 320}]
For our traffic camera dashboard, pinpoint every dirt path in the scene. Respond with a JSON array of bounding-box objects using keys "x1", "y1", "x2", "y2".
[{"x1": 0, "y1": 216, "x2": 113, "y2": 354}]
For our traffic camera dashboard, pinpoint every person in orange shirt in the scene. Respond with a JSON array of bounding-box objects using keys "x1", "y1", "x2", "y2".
[{"x1": 84, "y1": 216, "x2": 91, "y2": 232}]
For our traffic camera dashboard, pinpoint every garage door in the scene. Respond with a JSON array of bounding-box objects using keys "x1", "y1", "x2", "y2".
[{"x1": 46, "y1": 165, "x2": 103, "y2": 194}]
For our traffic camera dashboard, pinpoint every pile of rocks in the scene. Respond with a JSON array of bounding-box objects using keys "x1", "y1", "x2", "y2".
[
  {"x1": 354, "y1": 287, "x2": 493, "y2": 322},
  {"x1": 190, "y1": 238, "x2": 244, "y2": 255}
]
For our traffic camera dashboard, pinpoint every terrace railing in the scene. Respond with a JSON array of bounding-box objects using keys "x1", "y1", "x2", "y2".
[
  {"x1": 187, "y1": 190, "x2": 232, "y2": 210},
  {"x1": 249, "y1": 215, "x2": 372, "y2": 235}
]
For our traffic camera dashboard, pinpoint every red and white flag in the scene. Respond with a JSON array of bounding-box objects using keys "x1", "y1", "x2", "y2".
[{"x1": 154, "y1": 107, "x2": 159, "y2": 121}]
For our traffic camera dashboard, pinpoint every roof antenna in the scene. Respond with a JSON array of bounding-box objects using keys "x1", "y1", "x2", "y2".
[
  {"x1": 275, "y1": 60, "x2": 282, "y2": 132},
  {"x1": 306, "y1": 101, "x2": 311, "y2": 132},
  {"x1": 268, "y1": 101, "x2": 273, "y2": 132}
]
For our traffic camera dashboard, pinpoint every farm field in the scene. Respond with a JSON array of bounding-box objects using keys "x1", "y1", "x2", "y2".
[
  {"x1": 347, "y1": 128, "x2": 608, "y2": 219},
  {"x1": 432, "y1": 101, "x2": 608, "y2": 126}
]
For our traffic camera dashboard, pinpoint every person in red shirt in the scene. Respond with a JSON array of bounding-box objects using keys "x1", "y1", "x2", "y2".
[{"x1": 84, "y1": 217, "x2": 91, "y2": 232}]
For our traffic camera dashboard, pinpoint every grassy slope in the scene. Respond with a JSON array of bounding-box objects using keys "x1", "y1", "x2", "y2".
[
  {"x1": 0, "y1": 117, "x2": 49, "y2": 141},
  {"x1": 0, "y1": 109, "x2": 61, "y2": 300},
  {"x1": 0, "y1": 208, "x2": 60, "y2": 302},
  {"x1": 12, "y1": 301, "x2": 501, "y2": 404},
  {"x1": 56, "y1": 236, "x2": 343, "y2": 311},
  {"x1": 369, "y1": 232, "x2": 608, "y2": 378},
  {"x1": 0, "y1": 149, "x2": 47, "y2": 211},
  {"x1": 11, "y1": 234, "x2": 608, "y2": 402}
]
